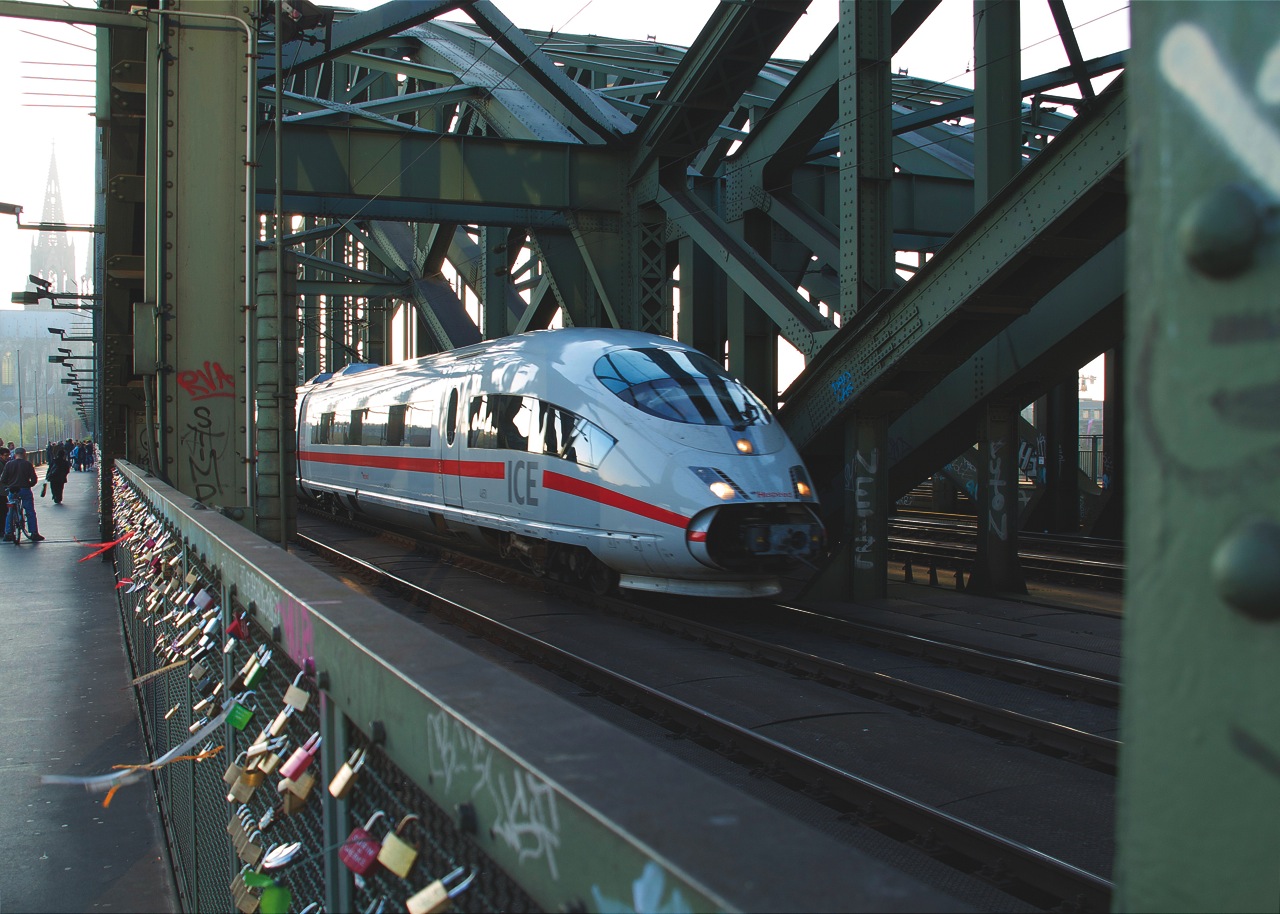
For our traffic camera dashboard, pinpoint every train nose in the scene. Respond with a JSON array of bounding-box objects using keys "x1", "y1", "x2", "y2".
[{"x1": 686, "y1": 504, "x2": 824, "y2": 571}]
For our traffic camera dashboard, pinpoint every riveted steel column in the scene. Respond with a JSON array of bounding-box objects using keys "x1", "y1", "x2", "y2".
[
  {"x1": 152, "y1": 1, "x2": 252, "y2": 517},
  {"x1": 967, "y1": 400, "x2": 1026, "y2": 594},
  {"x1": 829, "y1": 0, "x2": 893, "y2": 600},
  {"x1": 254, "y1": 247, "x2": 297, "y2": 543},
  {"x1": 1118, "y1": 3, "x2": 1280, "y2": 908},
  {"x1": 973, "y1": 0, "x2": 1022, "y2": 203}
]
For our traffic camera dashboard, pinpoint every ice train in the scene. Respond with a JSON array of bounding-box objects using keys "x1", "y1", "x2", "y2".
[{"x1": 296, "y1": 328, "x2": 823, "y2": 597}]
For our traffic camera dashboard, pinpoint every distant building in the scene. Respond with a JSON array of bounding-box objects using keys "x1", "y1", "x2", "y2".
[
  {"x1": 26, "y1": 149, "x2": 79, "y2": 304},
  {"x1": 1079, "y1": 398, "x2": 1104, "y2": 438}
]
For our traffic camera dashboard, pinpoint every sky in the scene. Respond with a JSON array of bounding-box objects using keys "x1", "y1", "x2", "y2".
[{"x1": 0, "y1": 0, "x2": 1127, "y2": 394}]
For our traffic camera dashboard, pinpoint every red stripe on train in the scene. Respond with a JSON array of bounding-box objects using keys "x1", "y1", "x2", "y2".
[
  {"x1": 543, "y1": 470, "x2": 688, "y2": 529},
  {"x1": 297, "y1": 449, "x2": 503, "y2": 479}
]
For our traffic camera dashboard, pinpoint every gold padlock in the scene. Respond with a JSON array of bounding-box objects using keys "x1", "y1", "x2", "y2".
[
  {"x1": 278, "y1": 768, "x2": 316, "y2": 801},
  {"x1": 377, "y1": 814, "x2": 421, "y2": 877},
  {"x1": 327, "y1": 747, "x2": 366, "y2": 799},
  {"x1": 282, "y1": 672, "x2": 311, "y2": 712},
  {"x1": 405, "y1": 868, "x2": 475, "y2": 914},
  {"x1": 268, "y1": 705, "x2": 294, "y2": 737},
  {"x1": 223, "y1": 751, "x2": 248, "y2": 787}
]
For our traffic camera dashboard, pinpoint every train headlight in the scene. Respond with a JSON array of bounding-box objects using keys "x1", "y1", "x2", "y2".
[
  {"x1": 709, "y1": 481, "x2": 736, "y2": 500},
  {"x1": 790, "y1": 465, "x2": 814, "y2": 500},
  {"x1": 735, "y1": 438, "x2": 754, "y2": 455}
]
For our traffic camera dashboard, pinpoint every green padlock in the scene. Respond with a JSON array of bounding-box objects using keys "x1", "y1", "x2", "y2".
[
  {"x1": 226, "y1": 693, "x2": 258, "y2": 731},
  {"x1": 243, "y1": 650, "x2": 272, "y2": 689}
]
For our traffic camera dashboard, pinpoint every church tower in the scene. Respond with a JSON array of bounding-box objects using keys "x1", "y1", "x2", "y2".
[{"x1": 27, "y1": 148, "x2": 78, "y2": 306}]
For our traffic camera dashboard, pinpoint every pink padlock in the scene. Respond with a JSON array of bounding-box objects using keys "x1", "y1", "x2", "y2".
[{"x1": 279, "y1": 732, "x2": 321, "y2": 781}]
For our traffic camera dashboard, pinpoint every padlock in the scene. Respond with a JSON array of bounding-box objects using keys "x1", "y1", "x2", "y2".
[
  {"x1": 338, "y1": 810, "x2": 387, "y2": 875},
  {"x1": 223, "y1": 751, "x2": 249, "y2": 787},
  {"x1": 244, "y1": 649, "x2": 272, "y2": 689},
  {"x1": 187, "y1": 715, "x2": 210, "y2": 735},
  {"x1": 404, "y1": 867, "x2": 476, "y2": 914},
  {"x1": 376, "y1": 814, "x2": 420, "y2": 878},
  {"x1": 239, "y1": 828, "x2": 266, "y2": 867},
  {"x1": 227, "y1": 767, "x2": 266, "y2": 804},
  {"x1": 258, "y1": 805, "x2": 276, "y2": 831},
  {"x1": 230, "y1": 864, "x2": 254, "y2": 913},
  {"x1": 192, "y1": 694, "x2": 215, "y2": 717},
  {"x1": 280, "y1": 787, "x2": 307, "y2": 817},
  {"x1": 247, "y1": 734, "x2": 284, "y2": 761},
  {"x1": 189, "y1": 660, "x2": 209, "y2": 681},
  {"x1": 257, "y1": 743, "x2": 288, "y2": 777},
  {"x1": 268, "y1": 705, "x2": 294, "y2": 737},
  {"x1": 279, "y1": 768, "x2": 316, "y2": 801},
  {"x1": 225, "y1": 693, "x2": 258, "y2": 731},
  {"x1": 279, "y1": 732, "x2": 320, "y2": 781},
  {"x1": 164, "y1": 703, "x2": 181, "y2": 721},
  {"x1": 283, "y1": 672, "x2": 311, "y2": 711},
  {"x1": 227, "y1": 614, "x2": 250, "y2": 641},
  {"x1": 328, "y1": 747, "x2": 366, "y2": 799},
  {"x1": 227, "y1": 813, "x2": 248, "y2": 847}
]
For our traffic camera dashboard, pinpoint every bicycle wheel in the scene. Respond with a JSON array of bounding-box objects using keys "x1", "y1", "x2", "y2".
[{"x1": 8, "y1": 505, "x2": 20, "y2": 544}]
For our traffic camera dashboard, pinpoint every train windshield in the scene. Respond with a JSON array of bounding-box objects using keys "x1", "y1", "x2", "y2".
[{"x1": 594, "y1": 348, "x2": 771, "y2": 428}]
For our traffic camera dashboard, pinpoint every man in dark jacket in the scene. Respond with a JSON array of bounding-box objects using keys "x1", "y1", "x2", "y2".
[
  {"x1": 45, "y1": 448, "x2": 70, "y2": 505},
  {"x1": 0, "y1": 447, "x2": 44, "y2": 541}
]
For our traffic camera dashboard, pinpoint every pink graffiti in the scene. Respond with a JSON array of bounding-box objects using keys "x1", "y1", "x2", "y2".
[
  {"x1": 177, "y1": 361, "x2": 235, "y2": 401},
  {"x1": 276, "y1": 597, "x2": 316, "y2": 669}
]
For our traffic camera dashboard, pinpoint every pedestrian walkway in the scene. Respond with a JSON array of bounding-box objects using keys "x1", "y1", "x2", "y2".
[{"x1": 0, "y1": 466, "x2": 178, "y2": 913}]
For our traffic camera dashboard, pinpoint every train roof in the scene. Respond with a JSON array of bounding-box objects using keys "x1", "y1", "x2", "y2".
[{"x1": 299, "y1": 327, "x2": 705, "y2": 396}]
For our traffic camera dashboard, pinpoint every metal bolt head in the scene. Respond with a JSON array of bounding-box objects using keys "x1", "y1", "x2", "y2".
[
  {"x1": 1212, "y1": 517, "x2": 1280, "y2": 620},
  {"x1": 1179, "y1": 183, "x2": 1264, "y2": 279}
]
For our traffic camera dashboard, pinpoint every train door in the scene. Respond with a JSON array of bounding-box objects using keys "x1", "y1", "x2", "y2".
[{"x1": 441, "y1": 384, "x2": 463, "y2": 508}]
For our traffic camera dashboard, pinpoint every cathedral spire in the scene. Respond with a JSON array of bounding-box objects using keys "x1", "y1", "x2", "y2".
[{"x1": 27, "y1": 145, "x2": 77, "y2": 304}]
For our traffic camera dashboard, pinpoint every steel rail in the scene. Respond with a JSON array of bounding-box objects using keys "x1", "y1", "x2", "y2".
[{"x1": 296, "y1": 531, "x2": 1114, "y2": 911}]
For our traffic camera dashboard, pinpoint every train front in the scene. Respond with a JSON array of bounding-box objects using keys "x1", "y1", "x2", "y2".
[{"x1": 590, "y1": 342, "x2": 824, "y2": 597}]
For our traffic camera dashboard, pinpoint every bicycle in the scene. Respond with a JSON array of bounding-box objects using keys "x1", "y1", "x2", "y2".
[{"x1": 6, "y1": 490, "x2": 27, "y2": 544}]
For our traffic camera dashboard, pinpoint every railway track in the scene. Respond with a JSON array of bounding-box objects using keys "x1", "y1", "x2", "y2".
[
  {"x1": 294, "y1": 509, "x2": 1117, "y2": 911},
  {"x1": 889, "y1": 513, "x2": 1125, "y2": 592}
]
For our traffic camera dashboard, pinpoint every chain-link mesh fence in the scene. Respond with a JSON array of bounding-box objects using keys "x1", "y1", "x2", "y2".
[{"x1": 111, "y1": 469, "x2": 544, "y2": 914}]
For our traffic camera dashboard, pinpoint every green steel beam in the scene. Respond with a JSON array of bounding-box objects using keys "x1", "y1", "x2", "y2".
[
  {"x1": 0, "y1": 0, "x2": 143, "y2": 29},
  {"x1": 654, "y1": 183, "x2": 835, "y2": 356},
  {"x1": 257, "y1": 126, "x2": 625, "y2": 217},
  {"x1": 1117, "y1": 3, "x2": 1280, "y2": 908},
  {"x1": 780, "y1": 82, "x2": 1127, "y2": 452},
  {"x1": 887, "y1": 237, "x2": 1124, "y2": 499}
]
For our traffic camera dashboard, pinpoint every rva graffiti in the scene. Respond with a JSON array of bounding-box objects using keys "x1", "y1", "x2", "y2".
[
  {"x1": 177, "y1": 361, "x2": 235, "y2": 401},
  {"x1": 987, "y1": 440, "x2": 1009, "y2": 541}
]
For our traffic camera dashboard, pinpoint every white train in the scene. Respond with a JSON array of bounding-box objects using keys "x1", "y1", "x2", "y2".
[{"x1": 296, "y1": 328, "x2": 823, "y2": 597}]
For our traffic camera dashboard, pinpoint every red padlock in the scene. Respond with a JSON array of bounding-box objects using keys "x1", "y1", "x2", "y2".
[
  {"x1": 279, "y1": 733, "x2": 321, "y2": 781},
  {"x1": 338, "y1": 810, "x2": 386, "y2": 875},
  {"x1": 226, "y1": 614, "x2": 250, "y2": 641}
]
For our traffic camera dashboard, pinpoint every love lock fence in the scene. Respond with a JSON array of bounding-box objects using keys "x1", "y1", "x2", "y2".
[
  {"x1": 107, "y1": 459, "x2": 932, "y2": 914},
  {"x1": 112, "y1": 458, "x2": 750, "y2": 914}
]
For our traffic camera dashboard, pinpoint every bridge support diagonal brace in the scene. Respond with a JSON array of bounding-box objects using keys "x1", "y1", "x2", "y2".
[
  {"x1": 967, "y1": 400, "x2": 1027, "y2": 595},
  {"x1": 806, "y1": 416, "x2": 889, "y2": 602}
]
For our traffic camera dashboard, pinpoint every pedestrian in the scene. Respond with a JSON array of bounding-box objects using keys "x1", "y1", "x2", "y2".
[
  {"x1": 85, "y1": 440, "x2": 95, "y2": 468},
  {"x1": 71, "y1": 442, "x2": 82, "y2": 472},
  {"x1": 0, "y1": 447, "x2": 44, "y2": 541},
  {"x1": 45, "y1": 447, "x2": 70, "y2": 505}
]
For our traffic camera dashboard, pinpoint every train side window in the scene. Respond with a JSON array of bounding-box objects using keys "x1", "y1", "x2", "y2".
[
  {"x1": 406, "y1": 404, "x2": 433, "y2": 447},
  {"x1": 316, "y1": 412, "x2": 335, "y2": 444},
  {"x1": 445, "y1": 389, "x2": 459, "y2": 446},
  {"x1": 386, "y1": 404, "x2": 406, "y2": 447},
  {"x1": 540, "y1": 403, "x2": 615, "y2": 468},
  {"x1": 349, "y1": 409, "x2": 366, "y2": 446}
]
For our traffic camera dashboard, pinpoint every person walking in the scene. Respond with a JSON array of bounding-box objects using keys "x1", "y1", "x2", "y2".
[
  {"x1": 0, "y1": 447, "x2": 44, "y2": 541},
  {"x1": 70, "y1": 442, "x2": 82, "y2": 472},
  {"x1": 45, "y1": 447, "x2": 70, "y2": 505}
]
